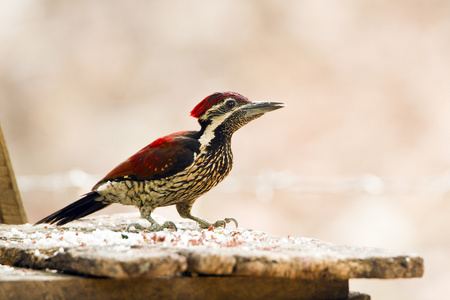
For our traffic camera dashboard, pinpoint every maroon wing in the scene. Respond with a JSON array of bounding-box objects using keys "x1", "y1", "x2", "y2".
[{"x1": 93, "y1": 131, "x2": 200, "y2": 190}]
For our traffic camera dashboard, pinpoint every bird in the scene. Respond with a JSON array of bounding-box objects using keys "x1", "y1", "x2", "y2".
[{"x1": 35, "y1": 92, "x2": 284, "y2": 231}]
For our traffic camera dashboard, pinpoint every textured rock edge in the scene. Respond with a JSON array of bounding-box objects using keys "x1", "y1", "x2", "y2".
[{"x1": 0, "y1": 213, "x2": 424, "y2": 279}]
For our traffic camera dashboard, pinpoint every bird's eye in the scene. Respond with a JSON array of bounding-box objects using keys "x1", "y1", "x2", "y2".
[{"x1": 225, "y1": 100, "x2": 236, "y2": 110}]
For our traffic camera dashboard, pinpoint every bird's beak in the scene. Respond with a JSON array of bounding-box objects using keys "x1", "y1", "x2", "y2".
[{"x1": 242, "y1": 101, "x2": 285, "y2": 117}]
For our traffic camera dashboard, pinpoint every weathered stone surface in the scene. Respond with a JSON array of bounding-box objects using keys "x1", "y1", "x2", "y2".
[
  {"x1": 184, "y1": 248, "x2": 236, "y2": 275},
  {"x1": 0, "y1": 213, "x2": 424, "y2": 280},
  {"x1": 44, "y1": 247, "x2": 187, "y2": 278}
]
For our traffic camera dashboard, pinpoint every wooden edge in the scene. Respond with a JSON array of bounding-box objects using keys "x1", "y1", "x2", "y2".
[
  {"x1": 0, "y1": 267, "x2": 350, "y2": 300},
  {"x1": 0, "y1": 123, "x2": 28, "y2": 224}
]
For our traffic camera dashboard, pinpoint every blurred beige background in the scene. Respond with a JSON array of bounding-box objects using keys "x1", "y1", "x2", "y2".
[{"x1": 1, "y1": 1, "x2": 449, "y2": 298}]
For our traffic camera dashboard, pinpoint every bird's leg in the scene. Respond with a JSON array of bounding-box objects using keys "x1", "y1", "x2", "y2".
[
  {"x1": 176, "y1": 203, "x2": 238, "y2": 229},
  {"x1": 126, "y1": 208, "x2": 177, "y2": 232}
]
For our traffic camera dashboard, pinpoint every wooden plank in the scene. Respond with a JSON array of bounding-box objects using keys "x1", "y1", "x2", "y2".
[
  {"x1": 0, "y1": 166, "x2": 9, "y2": 177},
  {"x1": 0, "y1": 266, "x2": 350, "y2": 300},
  {"x1": 0, "y1": 124, "x2": 27, "y2": 224}
]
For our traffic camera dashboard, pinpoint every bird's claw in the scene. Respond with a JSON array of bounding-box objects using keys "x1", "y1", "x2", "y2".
[
  {"x1": 224, "y1": 217, "x2": 238, "y2": 228},
  {"x1": 211, "y1": 217, "x2": 239, "y2": 229},
  {"x1": 126, "y1": 222, "x2": 147, "y2": 232},
  {"x1": 126, "y1": 221, "x2": 177, "y2": 232},
  {"x1": 162, "y1": 221, "x2": 178, "y2": 231}
]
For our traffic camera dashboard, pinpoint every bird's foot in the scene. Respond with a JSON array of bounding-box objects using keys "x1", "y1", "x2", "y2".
[
  {"x1": 224, "y1": 217, "x2": 239, "y2": 228},
  {"x1": 160, "y1": 221, "x2": 178, "y2": 231},
  {"x1": 126, "y1": 221, "x2": 177, "y2": 232},
  {"x1": 200, "y1": 217, "x2": 238, "y2": 229},
  {"x1": 126, "y1": 222, "x2": 146, "y2": 232}
]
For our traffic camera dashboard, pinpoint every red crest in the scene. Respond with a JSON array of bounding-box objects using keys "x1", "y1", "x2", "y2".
[{"x1": 190, "y1": 92, "x2": 250, "y2": 119}]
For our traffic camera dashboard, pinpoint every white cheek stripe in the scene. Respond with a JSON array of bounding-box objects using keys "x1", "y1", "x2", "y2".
[{"x1": 198, "y1": 110, "x2": 233, "y2": 150}]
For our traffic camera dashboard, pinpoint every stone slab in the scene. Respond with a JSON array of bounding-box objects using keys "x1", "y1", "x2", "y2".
[{"x1": 0, "y1": 213, "x2": 423, "y2": 280}]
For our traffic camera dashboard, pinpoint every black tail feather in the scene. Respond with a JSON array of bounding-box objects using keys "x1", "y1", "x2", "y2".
[{"x1": 35, "y1": 191, "x2": 110, "y2": 226}]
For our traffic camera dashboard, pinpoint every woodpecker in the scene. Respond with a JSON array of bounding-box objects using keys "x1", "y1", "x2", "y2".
[{"x1": 36, "y1": 92, "x2": 284, "y2": 231}]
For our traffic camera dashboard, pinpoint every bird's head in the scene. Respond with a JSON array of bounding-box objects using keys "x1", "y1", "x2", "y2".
[{"x1": 191, "y1": 92, "x2": 284, "y2": 135}]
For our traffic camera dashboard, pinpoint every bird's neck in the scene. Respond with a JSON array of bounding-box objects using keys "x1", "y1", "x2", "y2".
[
  {"x1": 197, "y1": 119, "x2": 233, "y2": 153},
  {"x1": 195, "y1": 120, "x2": 234, "y2": 178}
]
